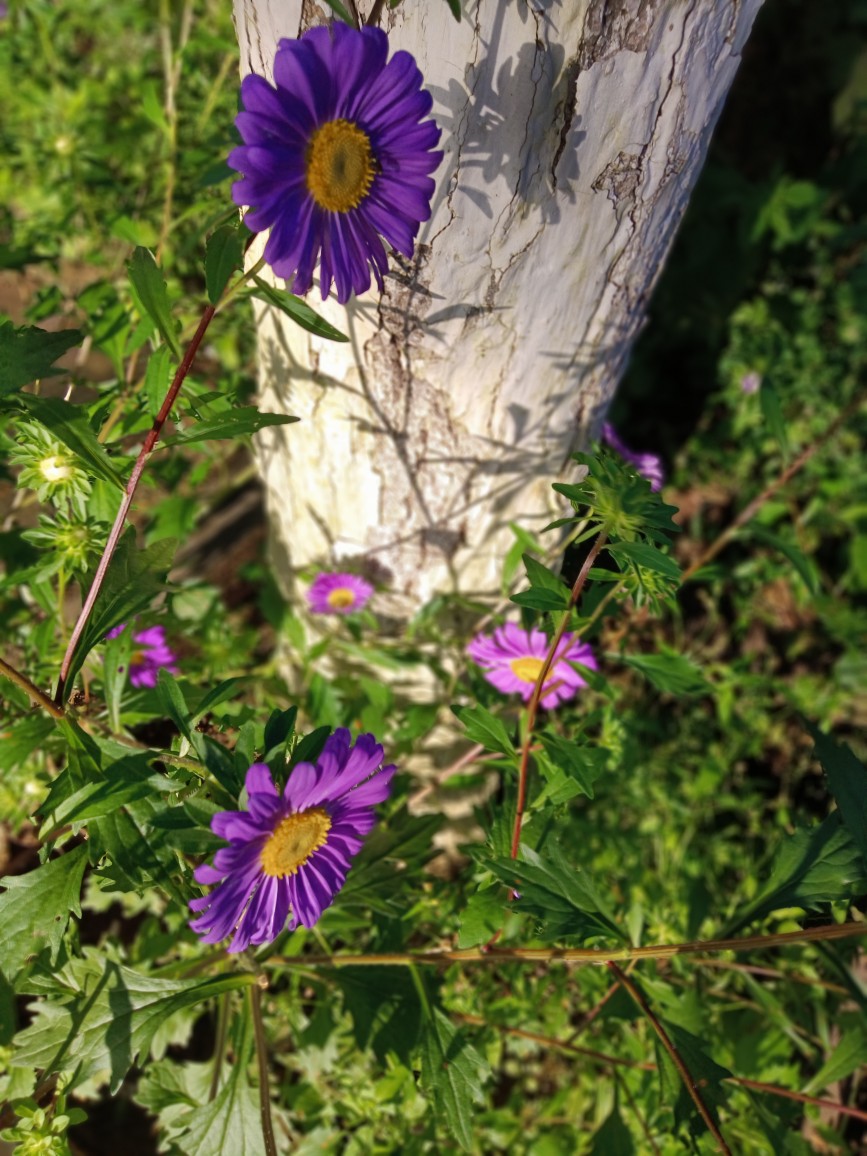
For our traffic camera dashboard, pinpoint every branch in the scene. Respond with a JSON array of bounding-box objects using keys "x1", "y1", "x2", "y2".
[{"x1": 0, "y1": 655, "x2": 65, "y2": 719}]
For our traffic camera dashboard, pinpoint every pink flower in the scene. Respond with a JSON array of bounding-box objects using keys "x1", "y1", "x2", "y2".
[
  {"x1": 106, "y1": 623, "x2": 179, "y2": 688},
  {"x1": 601, "y1": 422, "x2": 664, "y2": 492},
  {"x1": 467, "y1": 623, "x2": 597, "y2": 710},
  {"x1": 308, "y1": 572, "x2": 374, "y2": 615}
]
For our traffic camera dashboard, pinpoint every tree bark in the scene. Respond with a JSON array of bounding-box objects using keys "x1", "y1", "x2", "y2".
[{"x1": 233, "y1": 0, "x2": 763, "y2": 616}]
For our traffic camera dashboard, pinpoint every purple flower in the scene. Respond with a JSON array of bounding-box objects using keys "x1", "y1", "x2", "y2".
[
  {"x1": 106, "y1": 623, "x2": 179, "y2": 688},
  {"x1": 308, "y1": 572, "x2": 374, "y2": 615},
  {"x1": 189, "y1": 729, "x2": 396, "y2": 952},
  {"x1": 229, "y1": 23, "x2": 442, "y2": 304},
  {"x1": 467, "y1": 623, "x2": 597, "y2": 710},
  {"x1": 740, "y1": 371, "x2": 762, "y2": 395},
  {"x1": 601, "y1": 422, "x2": 664, "y2": 492}
]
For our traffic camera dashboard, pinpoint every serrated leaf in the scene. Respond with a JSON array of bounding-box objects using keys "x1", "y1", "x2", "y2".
[
  {"x1": 487, "y1": 840, "x2": 623, "y2": 942},
  {"x1": 12, "y1": 393, "x2": 126, "y2": 490},
  {"x1": 511, "y1": 587, "x2": 571, "y2": 611},
  {"x1": 0, "y1": 712, "x2": 56, "y2": 772},
  {"x1": 178, "y1": 1055, "x2": 263, "y2": 1154},
  {"x1": 723, "y1": 812, "x2": 867, "y2": 935},
  {"x1": 63, "y1": 529, "x2": 176, "y2": 698},
  {"x1": 662, "y1": 1022, "x2": 732, "y2": 1138},
  {"x1": 0, "y1": 845, "x2": 88, "y2": 976},
  {"x1": 620, "y1": 650, "x2": 708, "y2": 696},
  {"x1": 420, "y1": 1008, "x2": 486, "y2": 1151},
  {"x1": 127, "y1": 247, "x2": 181, "y2": 357},
  {"x1": 39, "y1": 754, "x2": 160, "y2": 835},
  {"x1": 161, "y1": 405, "x2": 298, "y2": 445},
  {"x1": 204, "y1": 224, "x2": 245, "y2": 305},
  {"x1": 808, "y1": 724, "x2": 867, "y2": 864},
  {"x1": 538, "y1": 732, "x2": 604, "y2": 799},
  {"x1": 0, "y1": 321, "x2": 82, "y2": 395},
  {"x1": 250, "y1": 277, "x2": 349, "y2": 342},
  {"x1": 89, "y1": 796, "x2": 187, "y2": 903},
  {"x1": 452, "y1": 704, "x2": 515, "y2": 759},
  {"x1": 12, "y1": 954, "x2": 256, "y2": 1092},
  {"x1": 523, "y1": 553, "x2": 570, "y2": 595}
]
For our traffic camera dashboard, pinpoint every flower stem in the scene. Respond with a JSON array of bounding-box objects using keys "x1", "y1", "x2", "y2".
[
  {"x1": 607, "y1": 961, "x2": 733, "y2": 1155},
  {"x1": 510, "y1": 529, "x2": 608, "y2": 859},
  {"x1": 55, "y1": 302, "x2": 217, "y2": 704},
  {"x1": 0, "y1": 655, "x2": 65, "y2": 719},
  {"x1": 249, "y1": 982, "x2": 278, "y2": 1156},
  {"x1": 208, "y1": 992, "x2": 231, "y2": 1101},
  {"x1": 269, "y1": 920, "x2": 866, "y2": 970}
]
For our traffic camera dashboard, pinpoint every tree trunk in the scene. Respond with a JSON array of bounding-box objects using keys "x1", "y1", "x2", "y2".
[{"x1": 234, "y1": 0, "x2": 763, "y2": 617}]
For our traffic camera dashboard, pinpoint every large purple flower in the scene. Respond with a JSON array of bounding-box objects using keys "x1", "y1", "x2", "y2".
[
  {"x1": 467, "y1": 623, "x2": 597, "y2": 710},
  {"x1": 229, "y1": 23, "x2": 443, "y2": 304},
  {"x1": 105, "y1": 623, "x2": 179, "y2": 689},
  {"x1": 189, "y1": 729, "x2": 395, "y2": 952},
  {"x1": 601, "y1": 422, "x2": 665, "y2": 492}
]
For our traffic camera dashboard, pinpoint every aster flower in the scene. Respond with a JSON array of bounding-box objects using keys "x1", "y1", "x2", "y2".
[
  {"x1": 740, "y1": 371, "x2": 762, "y2": 394},
  {"x1": 189, "y1": 728, "x2": 395, "y2": 952},
  {"x1": 229, "y1": 23, "x2": 443, "y2": 304},
  {"x1": 105, "y1": 623, "x2": 179, "y2": 689},
  {"x1": 467, "y1": 623, "x2": 597, "y2": 710},
  {"x1": 601, "y1": 422, "x2": 665, "y2": 492},
  {"x1": 308, "y1": 571, "x2": 374, "y2": 615}
]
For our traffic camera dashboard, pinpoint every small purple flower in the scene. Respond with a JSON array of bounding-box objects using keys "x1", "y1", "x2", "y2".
[
  {"x1": 601, "y1": 422, "x2": 665, "y2": 492},
  {"x1": 740, "y1": 371, "x2": 762, "y2": 395},
  {"x1": 229, "y1": 23, "x2": 443, "y2": 304},
  {"x1": 189, "y1": 728, "x2": 396, "y2": 952},
  {"x1": 106, "y1": 623, "x2": 179, "y2": 688},
  {"x1": 308, "y1": 572, "x2": 374, "y2": 615},
  {"x1": 467, "y1": 623, "x2": 597, "y2": 710}
]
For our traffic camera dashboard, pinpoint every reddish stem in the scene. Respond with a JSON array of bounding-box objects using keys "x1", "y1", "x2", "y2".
[
  {"x1": 510, "y1": 530, "x2": 608, "y2": 859},
  {"x1": 55, "y1": 304, "x2": 217, "y2": 704}
]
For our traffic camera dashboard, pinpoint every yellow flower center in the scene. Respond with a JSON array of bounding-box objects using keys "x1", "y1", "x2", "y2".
[
  {"x1": 305, "y1": 119, "x2": 375, "y2": 212},
  {"x1": 260, "y1": 808, "x2": 331, "y2": 878},
  {"x1": 327, "y1": 587, "x2": 356, "y2": 610},
  {"x1": 509, "y1": 657, "x2": 553, "y2": 685}
]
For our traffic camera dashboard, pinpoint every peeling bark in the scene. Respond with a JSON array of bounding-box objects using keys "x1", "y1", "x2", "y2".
[{"x1": 233, "y1": 0, "x2": 764, "y2": 615}]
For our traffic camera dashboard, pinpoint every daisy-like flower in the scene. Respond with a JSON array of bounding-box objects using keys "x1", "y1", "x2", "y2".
[
  {"x1": 467, "y1": 623, "x2": 597, "y2": 710},
  {"x1": 601, "y1": 422, "x2": 665, "y2": 492},
  {"x1": 105, "y1": 623, "x2": 179, "y2": 689},
  {"x1": 308, "y1": 571, "x2": 374, "y2": 615},
  {"x1": 189, "y1": 729, "x2": 395, "y2": 952},
  {"x1": 229, "y1": 23, "x2": 443, "y2": 304}
]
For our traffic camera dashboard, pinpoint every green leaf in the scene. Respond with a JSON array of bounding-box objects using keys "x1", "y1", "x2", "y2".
[
  {"x1": 323, "y1": 0, "x2": 357, "y2": 27},
  {"x1": 511, "y1": 588, "x2": 571, "y2": 612},
  {"x1": 444, "y1": 0, "x2": 462, "y2": 19},
  {"x1": 63, "y1": 530, "x2": 176, "y2": 698},
  {"x1": 39, "y1": 754, "x2": 161, "y2": 834},
  {"x1": 760, "y1": 380, "x2": 789, "y2": 458},
  {"x1": 452, "y1": 704, "x2": 515, "y2": 759},
  {"x1": 0, "y1": 321, "x2": 82, "y2": 396},
  {"x1": 420, "y1": 1008, "x2": 486, "y2": 1151},
  {"x1": 155, "y1": 669, "x2": 193, "y2": 742},
  {"x1": 457, "y1": 886, "x2": 503, "y2": 948},
  {"x1": 142, "y1": 344, "x2": 173, "y2": 420},
  {"x1": 807, "y1": 724, "x2": 867, "y2": 864},
  {"x1": 589, "y1": 1102, "x2": 635, "y2": 1155},
  {"x1": 127, "y1": 247, "x2": 181, "y2": 357},
  {"x1": 161, "y1": 405, "x2": 298, "y2": 446},
  {"x1": 487, "y1": 840, "x2": 624, "y2": 943},
  {"x1": 0, "y1": 845, "x2": 88, "y2": 977},
  {"x1": 620, "y1": 649, "x2": 709, "y2": 696},
  {"x1": 12, "y1": 954, "x2": 257, "y2": 1092},
  {"x1": 659, "y1": 1022, "x2": 732, "y2": 1138},
  {"x1": 0, "y1": 712, "x2": 56, "y2": 772},
  {"x1": 523, "y1": 553, "x2": 570, "y2": 595},
  {"x1": 607, "y1": 540, "x2": 681, "y2": 582},
  {"x1": 250, "y1": 277, "x2": 349, "y2": 342},
  {"x1": 538, "y1": 732, "x2": 604, "y2": 800},
  {"x1": 723, "y1": 812, "x2": 867, "y2": 935},
  {"x1": 204, "y1": 224, "x2": 245, "y2": 305},
  {"x1": 329, "y1": 966, "x2": 423, "y2": 1064},
  {"x1": 803, "y1": 1022, "x2": 867, "y2": 1094},
  {"x1": 12, "y1": 394, "x2": 126, "y2": 491},
  {"x1": 744, "y1": 524, "x2": 819, "y2": 595}
]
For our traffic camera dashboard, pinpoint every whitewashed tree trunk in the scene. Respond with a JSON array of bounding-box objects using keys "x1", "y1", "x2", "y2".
[{"x1": 234, "y1": 0, "x2": 763, "y2": 617}]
